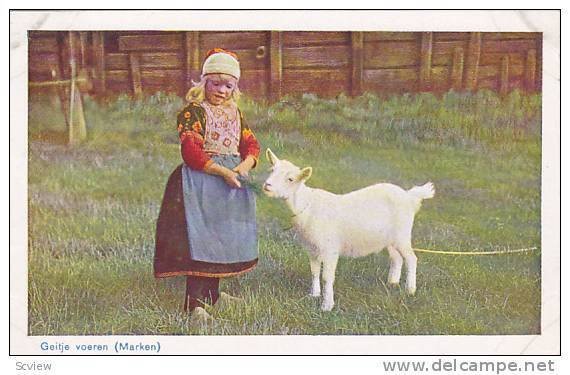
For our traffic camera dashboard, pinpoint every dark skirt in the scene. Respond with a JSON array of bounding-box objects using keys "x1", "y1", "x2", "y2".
[{"x1": 154, "y1": 164, "x2": 258, "y2": 278}]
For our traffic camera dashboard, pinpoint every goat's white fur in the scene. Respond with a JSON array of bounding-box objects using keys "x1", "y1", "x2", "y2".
[{"x1": 262, "y1": 149, "x2": 434, "y2": 311}]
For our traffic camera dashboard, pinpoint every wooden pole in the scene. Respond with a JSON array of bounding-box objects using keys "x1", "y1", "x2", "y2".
[
  {"x1": 79, "y1": 31, "x2": 88, "y2": 68},
  {"x1": 185, "y1": 31, "x2": 201, "y2": 93},
  {"x1": 68, "y1": 31, "x2": 87, "y2": 145},
  {"x1": 499, "y1": 54, "x2": 510, "y2": 96},
  {"x1": 350, "y1": 32, "x2": 364, "y2": 97},
  {"x1": 524, "y1": 48, "x2": 537, "y2": 92},
  {"x1": 269, "y1": 31, "x2": 283, "y2": 102},
  {"x1": 51, "y1": 68, "x2": 69, "y2": 126},
  {"x1": 129, "y1": 53, "x2": 143, "y2": 99},
  {"x1": 464, "y1": 32, "x2": 481, "y2": 91},
  {"x1": 419, "y1": 32, "x2": 433, "y2": 91},
  {"x1": 92, "y1": 31, "x2": 106, "y2": 95},
  {"x1": 450, "y1": 47, "x2": 464, "y2": 91}
]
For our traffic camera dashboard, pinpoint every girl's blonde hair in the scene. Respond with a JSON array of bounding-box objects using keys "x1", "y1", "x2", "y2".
[{"x1": 185, "y1": 74, "x2": 241, "y2": 104}]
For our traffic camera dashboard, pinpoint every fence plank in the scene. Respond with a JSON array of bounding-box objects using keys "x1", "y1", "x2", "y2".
[
  {"x1": 92, "y1": 31, "x2": 106, "y2": 94},
  {"x1": 139, "y1": 52, "x2": 184, "y2": 69},
  {"x1": 282, "y1": 69, "x2": 350, "y2": 97},
  {"x1": 363, "y1": 32, "x2": 417, "y2": 42},
  {"x1": 420, "y1": 32, "x2": 433, "y2": 90},
  {"x1": 480, "y1": 52, "x2": 524, "y2": 66},
  {"x1": 269, "y1": 31, "x2": 283, "y2": 102},
  {"x1": 129, "y1": 53, "x2": 143, "y2": 98},
  {"x1": 364, "y1": 41, "x2": 419, "y2": 69},
  {"x1": 119, "y1": 34, "x2": 183, "y2": 51},
  {"x1": 106, "y1": 53, "x2": 130, "y2": 70},
  {"x1": 450, "y1": 47, "x2": 464, "y2": 91},
  {"x1": 478, "y1": 77, "x2": 498, "y2": 90},
  {"x1": 141, "y1": 69, "x2": 185, "y2": 95},
  {"x1": 238, "y1": 69, "x2": 268, "y2": 98},
  {"x1": 432, "y1": 40, "x2": 468, "y2": 66},
  {"x1": 477, "y1": 65, "x2": 500, "y2": 80},
  {"x1": 283, "y1": 31, "x2": 349, "y2": 46},
  {"x1": 282, "y1": 46, "x2": 350, "y2": 69},
  {"x1": 433, "y1": 32, "x2": 470, "y2": 41},
  {"x1": 483, "y1": 32, "x2": 541, "y2": 40},
  {"x1": 524, "y1": 49, "x2": 537, "y2": 92},
  {"x1": 29, "y1": 35, "x2": 59, "y2": 53},
  {"x1": 200, "y1": 31, "x2": 268, "y2": 50},
  {"x1": 500, "y1": 55, "x2": 510, "y2": 96},
  {"x1": 464, "y1": 32, "x2": 481, "y2": 91},
  {"x1": 482, "y1": 39, "x2": 537, "y2": 53},
  {"x1": 351, "y1": 32, "x2": 363, "y2": 96},
  {"x1": 105, "y1": 70, "x2": 130, "y2": 92},
  {"x1": 431, "y1": 66, "x2": 452, "y2": 92},
  {"x1": 363, "y1": 68, "x2": 418, "y2": 92},
  {"x1": 28, "y1": 53, "x2": 61, "y2": 75},
  {"x1": 479, "y1": 63, "x2": 523, "y2": 78}
]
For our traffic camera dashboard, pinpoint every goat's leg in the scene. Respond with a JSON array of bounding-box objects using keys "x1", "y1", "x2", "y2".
[
  {"x1": 309, "y1": 256, "x2": 322, "y2": 297},
  {"x1": 386, "y1": 245, "x2": 403, "y2": 285},
  {"x1": 321, "y1": 252, "x2": 339, "y2": 311},
  {"x1": 399, "y1": 245, "x2": 417, "y2": 295}
]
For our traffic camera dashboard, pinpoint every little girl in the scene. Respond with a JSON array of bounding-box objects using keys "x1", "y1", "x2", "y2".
[{"x1": 154, "y1": 48, "x2": 261, "y2": 319}]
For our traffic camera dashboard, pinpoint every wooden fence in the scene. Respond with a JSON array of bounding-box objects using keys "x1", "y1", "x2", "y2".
[{"x1": 28, "y1": 31, "x2": 542, "y2": 100}]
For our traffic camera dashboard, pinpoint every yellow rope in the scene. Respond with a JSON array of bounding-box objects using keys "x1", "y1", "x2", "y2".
[{"x1": 413, "y1": 246, "x2": 538, "y2": 255}]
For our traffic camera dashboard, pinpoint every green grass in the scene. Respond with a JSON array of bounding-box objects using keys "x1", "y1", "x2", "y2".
[{"x1": 28, "y1": 90, "x2": 541, "y2": 335}]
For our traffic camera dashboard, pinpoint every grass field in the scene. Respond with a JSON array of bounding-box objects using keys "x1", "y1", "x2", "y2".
[{"x1": 28, "y1": 90, "x2": 541, "y2": 335}]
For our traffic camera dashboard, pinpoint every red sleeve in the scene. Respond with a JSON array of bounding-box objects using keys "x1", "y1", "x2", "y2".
[
  {"x1": 177, "y1": 105, "x2": 213, "y2": 171},
  {"x1": 238, "y1": 112, "x2": 261, "y2": 168}
]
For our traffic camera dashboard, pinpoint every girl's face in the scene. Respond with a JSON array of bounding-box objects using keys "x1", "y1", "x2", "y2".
[{"x1": 205, "y1": 75, "x2": 238, "y2": 105}]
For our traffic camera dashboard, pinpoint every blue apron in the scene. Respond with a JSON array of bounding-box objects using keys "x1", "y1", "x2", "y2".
[{"x1": 181, "y1": 154, "x2": 258, "y2": 263}]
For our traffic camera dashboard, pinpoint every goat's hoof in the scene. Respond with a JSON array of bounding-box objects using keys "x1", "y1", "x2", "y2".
[
  {"x1": 388, "y1": 281, "x2": 400, "y2": 288},
  {"x1": 406, "y1": 288, "x2": 416, "y2": 296},
  {"x1": 321, "y1": 302, "x2": 334, "y2": 311}
]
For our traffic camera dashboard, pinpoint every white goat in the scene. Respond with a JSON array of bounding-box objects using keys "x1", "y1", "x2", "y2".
[{"x1": 262, "y1": 149, "x2": 435, "y2": 311}]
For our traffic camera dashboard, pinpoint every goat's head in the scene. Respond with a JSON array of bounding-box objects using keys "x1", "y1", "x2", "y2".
[{"x1": 262, "y1": 149, "x2": 312, "y2": 199}]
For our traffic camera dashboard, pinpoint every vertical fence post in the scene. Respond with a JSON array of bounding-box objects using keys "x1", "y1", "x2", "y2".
[
  {"x1": 419, "y1": 32, "x2": 433, "y2": 91},
  {"x1": 50, "y1": 67, "x2": 69, "y2": 126},
  {"x1": 450, "y1": 47, "x2": 464, "y2": 91},
  {"x1": 269, "y1": 31, "x2": 283, "y2": 102},
  {"x1": 185, "y1": 31, "x2": 201, "y2": 94},
  {"x1": 79, "y1": 31, "x2": 88, "y2": 68},
  {"x1": 129, "y1": 53, "x2": 143, "y2": 99},
  {"x1": 464, "y1": 32, "x2": 481, "y2": 91},
  {"x1": 351, "y1": 31, "x2": 364, "y2": 97},
  {"x1": 68, "y1": 31, "x2": 87, "y2": 145},
  {"x1": 499, "y1": 55, "x2": 510, "y2": 96},
  {"x1": 92, "y1": 31, "x2": 106, "y2": 95},
  {"x1": 524, "y1": 48, "x2": 537, "y2": 92}
]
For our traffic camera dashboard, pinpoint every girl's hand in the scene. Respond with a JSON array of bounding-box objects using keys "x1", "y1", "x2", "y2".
[
  {"x1": 232, "y1": 162, "x2": 251, "y2": 178},
  {"x1": 204, "y1": 162, "x2": 242, "y2": 188},
  {"x1": 223, "y1": 169, "x2": 242, "y2": 188},
  {"x1": 232, "y1": 156, "x2": 256, "y2": 177}
]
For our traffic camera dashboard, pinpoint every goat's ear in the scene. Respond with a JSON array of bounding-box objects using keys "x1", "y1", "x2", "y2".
[
  {"x1": 297, "y1": 167, "x2": 312, "y2": 182},
  {"x1": 266, "y1": 148, "x2": 279, "y2": 166}
]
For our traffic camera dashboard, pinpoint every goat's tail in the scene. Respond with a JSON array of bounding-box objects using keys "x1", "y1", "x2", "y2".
[{"x1": 408, "y1": 182, "x2": 435, "y2": 201}]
